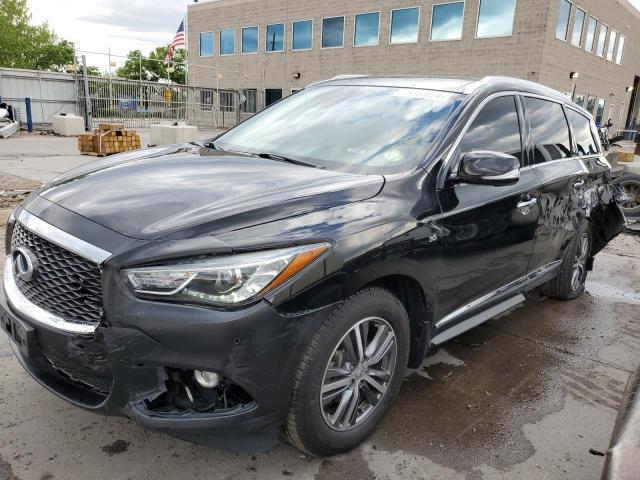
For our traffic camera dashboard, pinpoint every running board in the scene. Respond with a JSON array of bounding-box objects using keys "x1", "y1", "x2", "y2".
[{"x1": 431, "y1": 294, "x2": 525, "y2": 346}]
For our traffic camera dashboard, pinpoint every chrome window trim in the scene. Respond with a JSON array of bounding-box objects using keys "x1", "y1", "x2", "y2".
[
  {"x1": 438, "y1": 90, "x2": 519, "y2": 187},
  {"x1": 439, "y1": 90, "x2": 601, "y2": 187},
  {"x1": 15, "y1": 209, "x2": 111, "y2": 265},
  {"x1": 3, "y1": 257, "x2": 97, "y2": 335}
]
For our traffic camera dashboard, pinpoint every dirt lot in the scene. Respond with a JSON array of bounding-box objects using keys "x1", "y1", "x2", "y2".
[{"x1": 0, "y1": 133, "x2": 639, "y2": 480}]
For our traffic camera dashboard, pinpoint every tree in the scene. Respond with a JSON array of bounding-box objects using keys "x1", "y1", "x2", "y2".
[
  {"x1": 0, "y1": 0, "x2": 75, "y2": 71},
  {"x1": 116, "y1": 46, "x2": 186, "y2": 84}
]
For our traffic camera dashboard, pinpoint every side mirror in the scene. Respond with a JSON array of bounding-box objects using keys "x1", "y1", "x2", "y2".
[{"x1": 455, "y1": 151, "x2": 520, "y2": 186}]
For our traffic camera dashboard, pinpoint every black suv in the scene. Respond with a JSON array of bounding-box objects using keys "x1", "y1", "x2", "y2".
[{"x1": 1, "y1": 77, "x2": 624, "y2": 456}]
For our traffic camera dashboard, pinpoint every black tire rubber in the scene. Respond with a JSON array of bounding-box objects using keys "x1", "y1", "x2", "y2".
[
  {"x1": 613, "y1": 174, "x2": 640, "y2": 215},
  {"x1": 541, "y1": 221, "x2": 592, "y2": 300},
  {"x1": 283, "y1": 287, "x2": 410, "y2": 457}
]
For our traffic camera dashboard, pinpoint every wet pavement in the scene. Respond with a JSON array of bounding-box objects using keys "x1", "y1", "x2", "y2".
[
  {"x1": 0, "y1": 135, "x2": 639, "y2": 479},
  {"x1": 0, "y1": 230, "x2": 637, "y2": 479}
]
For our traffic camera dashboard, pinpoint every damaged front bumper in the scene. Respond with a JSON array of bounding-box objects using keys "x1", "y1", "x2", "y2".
[{"x1": 0, "y1": 271, "x2": 329, "y2": 449}]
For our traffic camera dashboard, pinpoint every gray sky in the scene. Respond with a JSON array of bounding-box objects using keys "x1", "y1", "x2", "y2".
[
  {"x1": 28, "y1": 0, "x2": 190, "y2": 71},
  {"x1": 27, "y1": 0, "x2": 640, "y2": 72}
]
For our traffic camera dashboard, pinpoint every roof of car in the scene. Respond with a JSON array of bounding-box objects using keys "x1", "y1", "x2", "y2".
[{"x1": 310, "y1": 75, "x2": 572, "y2": 104}]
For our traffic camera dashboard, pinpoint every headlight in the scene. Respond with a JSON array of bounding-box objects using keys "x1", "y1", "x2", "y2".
[{"x1": 123, "y1": 243, "x2": 330, "y2": 306}]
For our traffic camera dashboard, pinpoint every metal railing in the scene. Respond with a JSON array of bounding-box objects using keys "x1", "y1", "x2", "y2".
[{"x1": 77, "y1": 76, "x2": 265, "y2": 130}]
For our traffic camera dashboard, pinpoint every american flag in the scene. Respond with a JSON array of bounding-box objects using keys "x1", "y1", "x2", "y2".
[{"x1": 164, "y1": 20, "x2": 185, "y2": 65}]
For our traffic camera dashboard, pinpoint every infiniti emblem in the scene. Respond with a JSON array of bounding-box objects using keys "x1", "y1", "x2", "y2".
[{"x1": 12, "y1": 246, "x2": 39, "y2": 282}]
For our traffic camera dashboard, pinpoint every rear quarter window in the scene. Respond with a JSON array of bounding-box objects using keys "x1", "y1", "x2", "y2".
[
  {"x1": 524, "y1": 97, "x2": 572, "y2": 164},
  {"x1": 566, "y1": 109, "x2": 599, "y2": 156}
]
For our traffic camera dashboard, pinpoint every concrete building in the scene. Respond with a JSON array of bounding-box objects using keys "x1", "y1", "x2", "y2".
[{"x1": 187, "y1": 0, "x2": 640, "y2": 131}]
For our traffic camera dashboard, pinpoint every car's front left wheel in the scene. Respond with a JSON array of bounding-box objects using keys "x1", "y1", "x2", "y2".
[{"x1": 283, "y1": 287, "x2": 410, "y2": 457}]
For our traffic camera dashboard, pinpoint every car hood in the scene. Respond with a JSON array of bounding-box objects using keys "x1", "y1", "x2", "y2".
[{"x1": 39, "y1": 145, "x2": 384, "y2": 240}]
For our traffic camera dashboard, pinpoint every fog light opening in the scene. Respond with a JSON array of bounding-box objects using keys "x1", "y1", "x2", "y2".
[
  {"x1": 194, "y1": 370, "x2": 220, "y2": 389},
  {"x1": 146, "y1": 368, "x2": 254, "y2": 414}
]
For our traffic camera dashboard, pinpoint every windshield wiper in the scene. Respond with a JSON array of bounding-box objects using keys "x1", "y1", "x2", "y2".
[{"x1": 257, "y1": 152, "x2": 323, "y2": 169}]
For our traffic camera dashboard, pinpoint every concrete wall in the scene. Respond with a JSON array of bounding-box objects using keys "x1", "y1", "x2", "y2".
[{"x1": 187, "y1": 0, "x2": 640, "y2": 129}]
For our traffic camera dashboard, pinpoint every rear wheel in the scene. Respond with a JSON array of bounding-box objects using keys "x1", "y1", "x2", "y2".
[
  {"x1": 283, "y1": 288, "x2": 410, "y2": 457},
  {"x1": 542, "y1": 222, "x2": 592, "y2": 300},
  {"x1": 613, "y1": 174, "x2": 640, "y2": 214}
]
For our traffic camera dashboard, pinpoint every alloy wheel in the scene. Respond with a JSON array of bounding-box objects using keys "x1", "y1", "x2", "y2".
[
  {"x1": 320, "y1": 317, "x2": 398, "y2": 431},
  {"x1": 571, "y1": 233, "x2": 590, "y2": 292},
  {"x1": 619, "y1": 180, "x2": 640, "y2": 209}
]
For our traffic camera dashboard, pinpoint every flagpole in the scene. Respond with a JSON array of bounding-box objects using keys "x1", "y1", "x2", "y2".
[{"x1": 185, "y1": 10, "x2": 189, "y2": 87}]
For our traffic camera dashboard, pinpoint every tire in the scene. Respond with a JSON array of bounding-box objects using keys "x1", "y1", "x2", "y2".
[
  {"x1": 613, "y1": 174, "x2": 640, "y2": 215},
  {"x1": 542, "y1": 222, "x2": 592, "y2": 300},
  {"x1": 283, "y1": 287, "x2": 410, "y2": 457}
]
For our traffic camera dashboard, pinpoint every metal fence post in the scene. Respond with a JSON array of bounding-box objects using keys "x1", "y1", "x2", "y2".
[
  {"x1": 25, "y1": 97, "x2": 33, "y2": 132},
  {"x1": 82, "y1": 55, "x2": 92, "y2": 131}
]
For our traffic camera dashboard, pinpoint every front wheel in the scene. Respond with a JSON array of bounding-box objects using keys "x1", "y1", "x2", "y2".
[
  {"x1": 542, "y1": 222, "x2": 592, "y2": 300},
  {"x1": 283, "y1": 288, "x2": 410, "y2": 457}
]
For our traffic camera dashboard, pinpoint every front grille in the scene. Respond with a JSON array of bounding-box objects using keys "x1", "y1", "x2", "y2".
[
  {"x1": 11, "y1": 222, "x2": 104, "y2": 325},
  {"x1": 45, "y1": 355, "x2": 113, "y2": 395}
]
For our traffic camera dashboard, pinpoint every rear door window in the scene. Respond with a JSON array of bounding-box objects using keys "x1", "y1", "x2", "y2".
[
  {"x1": 459, "y1": 95, "x2": 523, "y2": 162},
  {"x1": 566, "y1": 109, "x2": 598, "y2": 156},
  {"x1": 524, "y1": 97, "x2": 572, "y2": 164}
]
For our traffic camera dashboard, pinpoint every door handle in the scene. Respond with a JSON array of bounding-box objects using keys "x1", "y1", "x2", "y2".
[
  {"x1": 573, "y1": 180, "x2": 585, "y2": 190},
  {"x1": 517, "y1": 198, "x2": 538, "y2": 210}
]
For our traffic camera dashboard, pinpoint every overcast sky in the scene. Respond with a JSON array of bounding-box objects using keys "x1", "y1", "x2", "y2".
[
  {"x1": 27, "y1": 0, "x2": 640, "y2": 72},
  {"x1": 27, "y1": 0, "x2": 191, "y2": 72}
]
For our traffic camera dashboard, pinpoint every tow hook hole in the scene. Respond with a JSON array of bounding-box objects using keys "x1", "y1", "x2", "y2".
[{"x1": 233, "y1": 338, "x2": 241, "y2": 345}]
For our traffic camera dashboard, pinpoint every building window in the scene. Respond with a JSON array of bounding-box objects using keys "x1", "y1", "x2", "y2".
[
  {"x1": 606, "y1": 30, "x2": 617, "y2": 61},
  {"x1": 390, "y1": 7, "x2": 420, "y2": 44},
  {"x1": 584, "y1": 16, "x2": 597, "y2": 52},
  {"x1": 220, "y1": 90, "x2": 234, "y2": 112},
  {"x1": 322, "y1": 16, "x2": 344, "y2": 48},
  {"x1": 616, "y1": 36, "x2": 625, "y2": 64},
  {"x1": 596, "y1": 24, "x2": 608, "y2": 57},
  {"x1": 477, "y1": 0, "x2": 516, "y2": 38},
  {"x1": 555, "y1": 0, "x2": 572, "y2": 41},
  {"x1": 200, "y1": 89, "x2": 214, "y2": 111},
  {"x1": 241, "y1": 89, "x2": 257, "y2": 113},
  {"x1": 575, "y1": 95, "x2": 585, "y2": 108},
  {"x1": 292, "y1": 20, "x2": 313, "y2": 50},
  {"x1": 431, "y1": 2, "x2": 464, "y2": 41},
  {"x1": 266, "y1": 23, "x2": 285, "y2": 52},
  {"x1": 220, "y1": 29, "x2": 235, "y2": 55},
  {"x1": 241, "y1": 26, "x2": 258, "y2": 54},
  {"x1": 586, "y1": 96, "x2": 596, "y2": 114},
  {"x1": 571, "y1": 8, "x2": 585, "y2": 47},
  {"x1": 199, "y1": 32, "x2": 214, "y2": 57},
  {"x1": 595, "y1": 99, "x2": 606, "y2": 125},
  {"x1": 354, "y1": 12, "x2": 380, "y2": 47}
]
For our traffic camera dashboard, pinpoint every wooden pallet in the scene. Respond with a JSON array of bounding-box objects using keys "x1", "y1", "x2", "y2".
[{"x1": 78, "y1": 123, "x2": 141, "y2": 156}]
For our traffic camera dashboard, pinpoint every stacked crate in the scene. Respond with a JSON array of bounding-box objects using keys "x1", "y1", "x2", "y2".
[{"x1": 78, "y1": 124, "x2": 142, "y2": 156}]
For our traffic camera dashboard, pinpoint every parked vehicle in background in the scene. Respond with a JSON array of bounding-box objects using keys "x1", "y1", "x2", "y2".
[{"x1": 0, "y1": 76, "x2": 624, "y2": 456}]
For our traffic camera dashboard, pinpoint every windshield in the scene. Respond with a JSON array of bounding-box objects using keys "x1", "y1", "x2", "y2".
[{"x1": 214, "y1": 85, "x2": 463, "y2": 174}]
